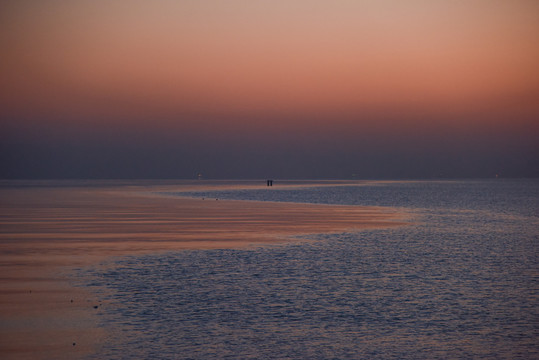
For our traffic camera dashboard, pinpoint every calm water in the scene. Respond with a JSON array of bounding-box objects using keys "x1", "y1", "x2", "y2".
[{"x1": 83, "y1": 180, "x2": 538, "y2": 359}]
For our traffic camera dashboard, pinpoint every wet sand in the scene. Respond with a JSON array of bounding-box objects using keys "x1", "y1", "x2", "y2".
[{"x1": 0, "y1": 183, "x2": 407, "y2": 359}]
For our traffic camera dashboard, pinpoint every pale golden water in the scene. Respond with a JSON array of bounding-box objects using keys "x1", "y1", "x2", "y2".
[{"x1": 0, "y1": 180, "x2": 405, "y2": 359}]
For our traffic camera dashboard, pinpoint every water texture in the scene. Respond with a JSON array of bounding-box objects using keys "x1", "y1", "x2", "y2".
[{"x1": 85, "y1": 180, "x2": 538, "y2": 359}]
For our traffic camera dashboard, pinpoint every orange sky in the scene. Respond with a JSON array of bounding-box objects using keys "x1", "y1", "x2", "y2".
[{"x1": 1, "y1": 0, "x2": 538, "y2": 178}]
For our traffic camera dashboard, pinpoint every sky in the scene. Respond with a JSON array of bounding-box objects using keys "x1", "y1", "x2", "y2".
[{"x1": 1, "y1": 0, "x2": 538, "y2": 179}]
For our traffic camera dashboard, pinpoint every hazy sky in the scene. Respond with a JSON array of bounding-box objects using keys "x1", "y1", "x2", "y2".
[{"x1": 1, "y1": 0, "x2": 538, "y2": 179}]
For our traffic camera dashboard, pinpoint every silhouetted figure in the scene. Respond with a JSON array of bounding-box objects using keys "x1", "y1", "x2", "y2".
[{"x1": 267, "y1": 179, "x2": 273, "y2": 186}]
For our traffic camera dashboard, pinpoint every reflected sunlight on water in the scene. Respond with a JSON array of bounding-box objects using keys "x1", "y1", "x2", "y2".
[{"x1": 83, "y1": 180, "x2": 538, "y2": 359}]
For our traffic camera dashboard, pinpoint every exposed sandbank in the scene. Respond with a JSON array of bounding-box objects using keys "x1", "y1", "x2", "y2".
[{"x1": 0, "y1": 182, "x2": 408, "y2": 359}]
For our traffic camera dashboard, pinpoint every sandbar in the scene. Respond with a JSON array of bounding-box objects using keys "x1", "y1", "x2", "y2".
[{"x1": 0, "y1": 182, "x2": 407, "y2": 359}]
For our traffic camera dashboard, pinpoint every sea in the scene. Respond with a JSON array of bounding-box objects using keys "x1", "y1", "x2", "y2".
[{"x1": 82, "y1": 179, "x2": 538, "y2": 359}]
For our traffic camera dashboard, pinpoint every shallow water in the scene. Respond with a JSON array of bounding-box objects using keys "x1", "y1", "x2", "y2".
[{"x1": 84, "y1": 180, "x2": 538, "y2": 359}]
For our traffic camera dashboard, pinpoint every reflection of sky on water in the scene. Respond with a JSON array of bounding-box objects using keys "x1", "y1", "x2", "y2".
[
  {"x1": 85, "y1": 180, "x2": 538, "y2": 359},
  {"x1": 176, "y1": 179, "x2": 538, "y2": 216}
]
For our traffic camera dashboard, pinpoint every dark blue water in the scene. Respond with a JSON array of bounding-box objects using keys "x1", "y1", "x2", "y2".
[
  {"x1": 84, "y1": 180, "x2": 539, "y2": 359},
  {"x1": 174, "y1": 179, "x2": 537, "y2": 217}
]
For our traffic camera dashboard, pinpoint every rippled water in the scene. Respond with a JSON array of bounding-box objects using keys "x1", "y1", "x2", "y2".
[{"x1": 84, "y1": 180, "x2": 538, "y2": 359}]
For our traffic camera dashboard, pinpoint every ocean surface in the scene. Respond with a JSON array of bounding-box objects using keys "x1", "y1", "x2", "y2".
[{"x1": 82, "y1": 180, "x2": 538, "y2": 359}]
